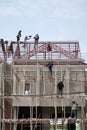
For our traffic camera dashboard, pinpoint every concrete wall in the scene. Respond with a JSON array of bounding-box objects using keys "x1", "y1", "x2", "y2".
[
  {"x1": 0, "y1": 62, "x2": 86, "y2": 130},
  {"x1": 12, "y1": 64, "x2": 86, "y2": 107}
]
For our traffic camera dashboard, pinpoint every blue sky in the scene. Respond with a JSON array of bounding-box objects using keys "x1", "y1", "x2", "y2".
[{"x1": 0, "y1": 0, "x2": 87, "y2": 56}]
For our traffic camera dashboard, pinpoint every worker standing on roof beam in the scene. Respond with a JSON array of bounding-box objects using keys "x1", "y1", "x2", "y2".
[
  {"x1": 7, "y1": 41, "x2": 13, "y2": 57},
  {"x1": 33, "y1": 34, "x2": 39, "y2": 49},
  {"x1": 16, "y1": 30, "x2": 22, "y2": 43},
  {"x1": 0, "y1": 39, "x2": 6, "y2": 59},
  {"x1": 15, "y1": 30, "x2": 22, "y2": 58},
  {"x1": 22, "y1": 35, "x2": 32, "y2": 49},
  {"x1": 47, "y1": 43, "x2": 52, "y2": 59}
]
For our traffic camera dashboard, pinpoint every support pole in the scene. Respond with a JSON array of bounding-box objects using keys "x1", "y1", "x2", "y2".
[
  {"x1": 81, "y1": 96, "x2": 85, "y2": 130},
  {"x1": 13, "y1": 107, "x2": 17, "y2": 130},
  {"x1": 54, "y1": 65, "x2": 57, "y2": 129},
  {"x1": 2, "y1": 71, "x2": 5, "y2": 130},
  {"x1": 43, "y1": 66, "x2": 46, "y2": 94}
]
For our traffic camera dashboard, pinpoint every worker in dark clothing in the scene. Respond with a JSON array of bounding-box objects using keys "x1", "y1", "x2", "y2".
[
  {"x1": 0, "y1": 39, "x2": 6, "y2": 59},
  {"x1": 0, "y1": 39, "x2": 5, "y2": 53},
  {"x1": 47, "y1": 44, "x2": 52, "y2": 52},
  {"x1": 47, "y1": 61, "x2": 53, "y2": 76},
  {"x1": 71, "y1": 101, "x2": 78, "y2": 118},
  {"x1": 7, "y1": 41, "x2": 13, "y2": 57},
  {"x1": 57, "y1": 81, "x2": 64, "y2": 96},
  {"x1": 33, "y1": 34, "x2": 39, "y2": 49},
  {"x1": 47, "y1": 44, "x2": 52, "y2": 59},
  {"x1": 15, "y1": 30, "x2": 22, "y2": 58},
  {"x1": 16, "y1": 30, "x2": 22, "y2": 42},
  {"x1": 67, "y1": 122, "x2": 76, "y2": 130}
]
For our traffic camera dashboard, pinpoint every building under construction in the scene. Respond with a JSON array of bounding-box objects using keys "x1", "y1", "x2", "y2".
[{"x1": 0, "y1": 40, "x2": 87, "y2": 130}]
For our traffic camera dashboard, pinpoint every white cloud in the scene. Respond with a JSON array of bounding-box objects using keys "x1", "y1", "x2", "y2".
[
  {"x1": 48, "y1": 0, "x2": 87, "y2": 20},
  {"x1": 0, "y1": 0, "x2": 87, "y2": 20},
  {"x1": 0, "y1": 0, "x2": 44, "y2": 18}
]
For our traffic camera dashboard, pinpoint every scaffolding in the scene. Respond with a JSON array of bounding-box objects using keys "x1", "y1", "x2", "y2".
[{"x1": 0, "y1": 40, "x2": 87, "y2": 130}]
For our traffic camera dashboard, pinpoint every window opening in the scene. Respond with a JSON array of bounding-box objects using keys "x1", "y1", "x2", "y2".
[{"x1": 25, "y1": 82, "x2": 30, "y2": 95}]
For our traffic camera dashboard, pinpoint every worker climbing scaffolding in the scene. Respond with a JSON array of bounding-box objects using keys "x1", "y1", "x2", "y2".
[
  {"x1": 47, "y1": 61, "x2": 53, "y2": 77},
  {"x1": 57, "y1": 81, "x2": 64, "y2": 97}
]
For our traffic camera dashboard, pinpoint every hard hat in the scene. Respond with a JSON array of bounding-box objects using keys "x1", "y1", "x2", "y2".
[{"x1": 76, "y1": 119, "x2": 80, "y2": 122}]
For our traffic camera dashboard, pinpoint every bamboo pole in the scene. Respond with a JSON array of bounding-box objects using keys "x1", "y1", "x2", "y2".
[
  {"x1": 43, "y1": 66, "x2": 46, "y2": 94},
  {"x1": 2, "y1": 68, "x2": 5, "y2": 130},
  {"x1": 81, "y1": 96, "x2": 85, "y2": 130},
  {"x1": 54, "y1": 65, "x2": 57, "y2": 130}
]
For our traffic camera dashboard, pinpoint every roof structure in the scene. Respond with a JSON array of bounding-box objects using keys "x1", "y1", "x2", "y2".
[{"x1": 0, "y1": 40, "x2": 85, "y2": 65}]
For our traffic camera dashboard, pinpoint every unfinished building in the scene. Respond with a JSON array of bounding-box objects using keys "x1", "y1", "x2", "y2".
[{"x1": 0, "y1": 40, "x2": 87, "y2": 130}]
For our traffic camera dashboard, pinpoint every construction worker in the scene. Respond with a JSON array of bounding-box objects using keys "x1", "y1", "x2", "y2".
[
  {"x1": 0, "y1": 39, "x2": 5, "y2": 54},
  {"x1": 47, "y1": 44, "x2": 52, "y2": 52},
  {"x1": 15, "y1": 30, "x2": 22, "y2": 58},
  {"x1": 0, "y1": 39, "x2": 5, "y2": 59},
  {"x1": 57, "y1": 81, "x2": 64, "y2": 96},
  {"x1": 16, "y1": 30, "x2": 22, "y2": 42},
  {"x1": 7, "y1": 41, "x2": 13, "y2": 57},
  {"x1": 47, "y1": 44, "x2": 52, "y2": 59},
  {"x1": 67, "y1": 121, "x2": 76, "y2": 130},
  {"x1": 71, "y1": 101, "x2": 78, "y2": 118},
  {"x1": 22, "y1": 35, "x2": 32, "y2": 48},
  {"x1": 33, "y1": 34, "x2": 39, "y2": 49},
  {"x1": 75, "y1": 119, "x2": 81, "y2": 130},
  {"x1": 50, "y1": 125, "x2": 54, "y2": 130},
  {"x1": 47, "y1": 61, "x2": 53, "y2": 77}
]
